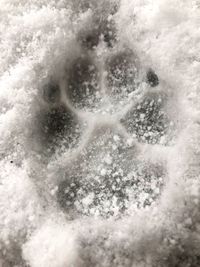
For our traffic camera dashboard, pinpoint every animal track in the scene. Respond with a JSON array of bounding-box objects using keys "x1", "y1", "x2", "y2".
[
  {"x1": 1, "y1": 1, "x2": 196, "y2": 266},
  {"x1": 37, "y1": 6, "x2": 175, "y2": 219}
]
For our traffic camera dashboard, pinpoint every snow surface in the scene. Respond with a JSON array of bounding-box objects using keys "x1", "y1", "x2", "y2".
[{"x1": 1, "y1": 0, "x2": 200, "y2": 266}]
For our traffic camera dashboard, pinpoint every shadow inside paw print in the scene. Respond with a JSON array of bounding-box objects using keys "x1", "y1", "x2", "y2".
[
  {"x1": 121, "y1": 93, "x2": 172, "y2": 144},
  {"x1": 40, "y1": 104, "x2": 81, "y2": 152},
  {"x1": 57, "y1": 163, "x2": 165, "y2": 218},
  {"x1": 67, "y1": 56, "x2": 101, "y2": 110},
  {"x1": 106, "y1": 50, "x2": 139, "y2": 101},
  {"x1": 57, "y1": 171, "x2": 130, "y2": 218},
  {"x1": 42, "y1": 80, "x2": 60, "y2": 104},
  {"x1": 146, "y1": 69, "x2": 159, "y2": 87},
  {"x1": 57, "y1": 128, "x2": 165, "y2": 218},
  {"x1": 57, "y1": 177, "x2": 81, "y2": 215}
]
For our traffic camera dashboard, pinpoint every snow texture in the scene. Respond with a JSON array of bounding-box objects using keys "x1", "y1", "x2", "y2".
[{"x1": 1, "y1": 0, "x2": 200, "y2": 266}]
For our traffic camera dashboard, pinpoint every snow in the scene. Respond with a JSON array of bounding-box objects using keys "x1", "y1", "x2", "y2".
[
  {"x1": 22, "y1": 220, "x2": 77, "y2": 267},
  {"x1": 1, "y1": 0, "x2": 200, "y2": 266}
]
